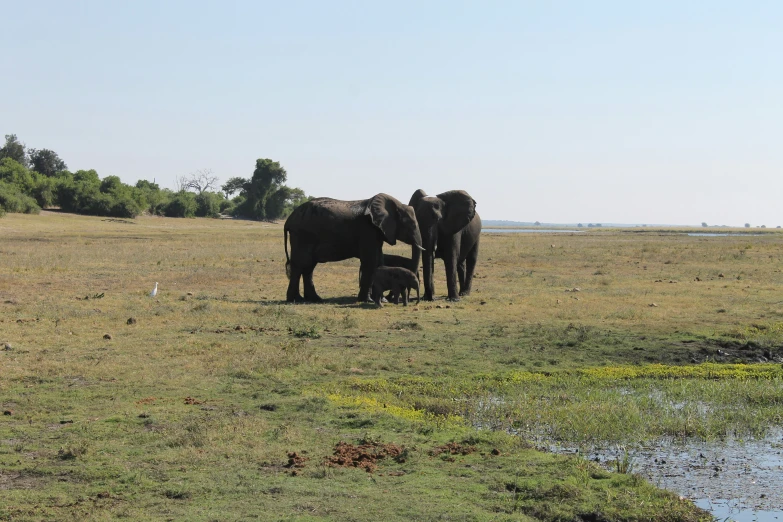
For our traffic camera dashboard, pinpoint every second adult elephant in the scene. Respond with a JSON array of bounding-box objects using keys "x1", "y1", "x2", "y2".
[
  {"x1": 284, "y1": 194, "x2": 423, "y2": 302},
  {"x1": 409, "y1": 189, "x2": 481, "y2": 301}
]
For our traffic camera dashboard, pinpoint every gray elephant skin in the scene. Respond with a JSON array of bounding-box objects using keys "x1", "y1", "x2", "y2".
[
  {"x1": 371, "y1": 266, "x2": 420, "y2": 307},
  {"x1": 409, "y1": 189, "x2": 481, "y2": 301},
  {"x1": 380, "y1": 254, "x2": 420, "y2": 278},
  {"x1": 378, "y1": 253, "x2": 420, "y2": 300},
  {"x1": 284, "y1": 194, "x2": 423, "y2": 302}
]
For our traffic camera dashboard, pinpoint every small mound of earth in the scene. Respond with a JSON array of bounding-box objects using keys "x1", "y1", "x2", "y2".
[
  {"x1": 325, "y1": 441, "x2": 405, "y2": 472},
  {"x1": 285, "y1": 452, "x2": 309, "y2": 470}
]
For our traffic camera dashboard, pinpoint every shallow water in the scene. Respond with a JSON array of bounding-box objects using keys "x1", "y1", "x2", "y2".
[
  {"x1": 549, "y1": 433, "x2": 783, "y2": 520},
  {"x1": 687, "y1": 233, "x2": 765, "y2": 237},
  {"x1": 695, "y1": 499, "x2": 781, "y2": 521},
  {"x1": 482, "y1": 228, "x2": 583, "y2": 234}
]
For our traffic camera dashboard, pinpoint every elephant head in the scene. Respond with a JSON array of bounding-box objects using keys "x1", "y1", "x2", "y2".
[
  {"x1": 365, "y1": 193, "x2": 423, "y2": 277},
  {"x1": 409, "y1": 189, "x2": 475, "y2": 253},
  {"x1": 409, "y1": 189, "x2": 477, "y2": 300}
]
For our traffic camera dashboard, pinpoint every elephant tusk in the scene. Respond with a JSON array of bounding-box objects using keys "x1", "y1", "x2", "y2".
[{"x1": 415, "y1": 244, "x2": 425, "y2": 251}]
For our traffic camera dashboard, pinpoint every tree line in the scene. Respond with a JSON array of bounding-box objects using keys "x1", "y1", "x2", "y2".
[{"x1": 0, "y1": 134, "x2": 309, "y2": 220}]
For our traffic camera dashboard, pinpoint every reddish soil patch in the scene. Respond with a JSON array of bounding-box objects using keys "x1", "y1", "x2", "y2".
[
  {"x1": 285, "y1": 452, "x2": 309, "y2": 475},
  {"x1": 183, "y1": 396, "x2": 205, "y2": 405},
  {"x1": 325, "y1": 441, "x2": 406, "y2": 473},
  {"x1": 285, "y1": 451, "x2": 309, "y2": 468},
  {"x1": 430, "y1": 442, "x2": 477, "y2": 457}
]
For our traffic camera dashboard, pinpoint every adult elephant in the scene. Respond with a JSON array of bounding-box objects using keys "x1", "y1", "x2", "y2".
[
  {"x1": 409, "y1": 189, "x2": 481, "y2": 301},
  {"x1": 284, "y1": 194, "x2": 423, "y2": 303}
]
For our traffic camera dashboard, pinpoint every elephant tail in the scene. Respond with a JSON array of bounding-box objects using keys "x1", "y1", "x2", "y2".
[{"x1": 284, "y1": 226, "x2": 291, "y2": 280}]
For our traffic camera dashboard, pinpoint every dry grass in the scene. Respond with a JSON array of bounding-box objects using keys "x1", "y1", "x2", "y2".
[{"x1": 3, "y1": 212, "x2": 774, "y2": 520}]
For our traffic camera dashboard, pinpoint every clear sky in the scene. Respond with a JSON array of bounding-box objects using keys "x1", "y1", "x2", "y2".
[{"x1": 2, "y1": 1, "x2": 781, "y2": 226}]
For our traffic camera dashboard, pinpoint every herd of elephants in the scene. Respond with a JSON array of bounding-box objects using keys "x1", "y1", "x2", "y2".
[{"x1": 283, "y1": 189, "x2": 481, "y2": 306}]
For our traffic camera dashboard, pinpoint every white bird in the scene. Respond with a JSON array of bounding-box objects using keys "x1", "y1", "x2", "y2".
[{"x1": 150, "y1": 282, "x2": 158, "y2": 297}]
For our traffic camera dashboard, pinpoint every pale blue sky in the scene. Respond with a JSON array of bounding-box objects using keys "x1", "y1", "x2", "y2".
[{"x1": 2, "y1": 1, "x2": 781, "y2": 226}]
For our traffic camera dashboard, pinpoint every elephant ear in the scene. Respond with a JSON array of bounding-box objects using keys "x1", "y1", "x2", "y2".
[
  {"x1": 437, "y1": 190, "x2": 476, "y2": 235},
  {"x1": 409, "y1": 189, "x2": 428, "y2": 209},
  {"x1": 366, "y1": 194, "x2": 398, "y2": 245}
]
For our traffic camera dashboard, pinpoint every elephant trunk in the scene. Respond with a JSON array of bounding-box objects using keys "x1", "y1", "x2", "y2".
[
  {"x1": 420, "y1": 224, "x2": 437, "y2": 300},
  {"x1": 410, "y1": 241, "x2": 421, "y2": 284},
  {"x1": 400, "y1": 222, "x2": 423, "y2": 284}
]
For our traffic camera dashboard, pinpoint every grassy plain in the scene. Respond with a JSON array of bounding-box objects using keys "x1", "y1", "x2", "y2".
[{"x1": 2, "y1": 213, "x2": 783, "y2": 520}]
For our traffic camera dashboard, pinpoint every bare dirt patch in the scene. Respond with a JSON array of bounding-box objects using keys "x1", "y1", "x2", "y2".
[
  {"x1": 0, "y1": 471, "x2": 48, "y2": 490},
  {"x1": 325, "y1": 441, "x2": 406, "y2": 472}
]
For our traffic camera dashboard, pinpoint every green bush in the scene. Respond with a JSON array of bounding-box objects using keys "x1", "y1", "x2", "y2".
[
  {"x1": 0, "y1": 157, "x2": 59, "y2": 208},
  {"x1": 56, "y1": 172, "x2": 143, "y2": 218},
  {"x1": 110, "y1": 196, "x2": 143, "y2": 218},
  {"x1": 83, "y1": 193, "x2": 115, "y2": 216},
  {"x1": 219, "y1": 198, "x2": 236, "y2": 214},
  {"x1": 31, "y1": 176, "x2": 59, "y2": 208},
  {"x1": 195, "y1": 191, "x2": 223, "y2": 218},
  {"x1": 0, "y1": 142, "x2": 156, "y2": 219},
  {"x1": 0, "y1": 181, "x2": 41, "y2": 214},
  {"x1": 164, "y1": 191, "x2": 197, "y2": 218},
  {"x1": 135, "y1": 180, "x2": 166, "y2": 214}
]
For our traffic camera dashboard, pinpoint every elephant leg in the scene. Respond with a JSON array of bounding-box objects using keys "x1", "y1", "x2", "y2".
[
  {"x1": 358, "y1": 243, "x2": 382, "y2": 302},
  {"x1": 371, "y1": 284, "x2": 383, "y2": 307},
  {"x1": 402, "y1": 286, "x2": 408, "y2": 306},
  {"x1": 457, "y1": 259, "x2": 466, "y2": 292},
  {"x1": 359, "y1": 266, "x2": 374, "y2": 302},
  {"x1": 286, "y1": 265, "x2": 305, "y2": 303},
  {"x1": 302, "y1": 264, "x2": 322, "y2": 302},
  {"x1": 444, "y1": 255, "x2": 460, "y2": 301},
  {"x1": 422, "y1": 255, "x2": 435, "y2": 301},
  {"x1": 460, "y1": 240, "x2": 479, "y2": 296}
]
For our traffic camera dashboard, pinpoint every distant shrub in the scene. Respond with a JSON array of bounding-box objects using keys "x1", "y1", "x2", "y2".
[
  {"x1": 219, "y1": 198, "x2": 236, "y2": 214},
  {"x1": 109, "y1": 196, "x2": 143, "y2": 218},
  {"x1": 164, "y1": 191, "x2": 197, "y2": 218},
  {"x1": 0, "y1": 157, "x2": 59, "y2": 208},
  {"x1": 56, "y1": 171, "x2": 143, "y2": 218},
  {"x1": 195, "y1": 191, "x2": 223, "y2": 218},
  {"x1": 83, "y1": 193, "x2": 115, "y2": 216},
  {"x1": 0, "y1": 181, "x2": 41, "y2": 214},
  {"x1": 30, "y1": 176, "x2": 59, "y2": 208},
  {"x1": 135, "y1": 181, "x2": 166, "y2": 214}
]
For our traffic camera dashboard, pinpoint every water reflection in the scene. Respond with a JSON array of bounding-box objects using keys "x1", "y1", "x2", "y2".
[
  {"x1": 483, "y1": 228, "x2": 583, "y2": 234},
  {"x1": 688, "y1": 233, "x2": 764, "y2": 237}
]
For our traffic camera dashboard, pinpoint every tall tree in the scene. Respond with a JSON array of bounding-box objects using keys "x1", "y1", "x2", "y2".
[
  {"x1": 239, "y1": 159, "x2": 288, "y2": 219},
  {"x1": 229, "y1": 159, "x2": 308, "y2": 220},
  {"x1": 221, "y1": 176, "x2": 248, "y2": 197},
  {"x1": 0, "y1": 135, "x2": 27, "y2": 167},
  {"x1": 181, "y1": 168, "x2": 219, "y2": 194},
  {"x1": 28, "y1": 148, "x2": 67, "y2": 177}
]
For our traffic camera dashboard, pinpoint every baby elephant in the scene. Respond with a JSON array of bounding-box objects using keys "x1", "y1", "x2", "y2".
[
  {"x1": 380, "y1": 253, "x2": 420, "y2": 301},
  {"x1": 371, "y1": 266, "x2": 420, "y2": 307}
]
